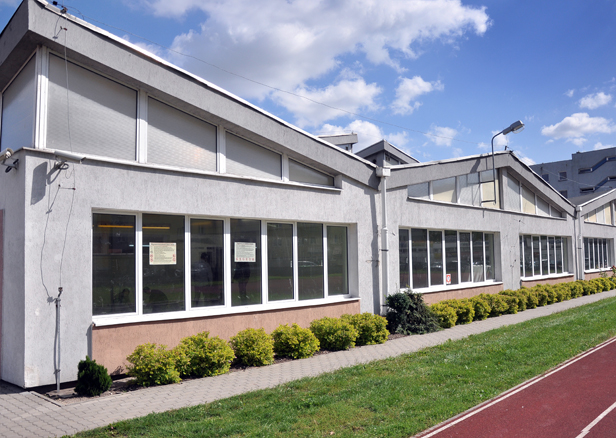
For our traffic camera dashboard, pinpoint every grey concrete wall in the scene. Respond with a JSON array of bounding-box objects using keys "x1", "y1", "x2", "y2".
[
  {"x1": 19, "y1": 150, "x2": 379, "y2": 387},
  {"x1": 0, "y1": 150, "x2": 27, "y2": 387}
]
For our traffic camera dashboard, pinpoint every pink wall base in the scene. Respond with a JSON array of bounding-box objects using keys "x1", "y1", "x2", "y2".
[
  {"x1": 422, "y1": 283, "x2": 503, "y2": 305},
  {"x1": 520, "y1": 275, "x2": 575, "y2": 288},
  {"x1": 93, "y1": 300, "x2": 360, "y2": 375}
]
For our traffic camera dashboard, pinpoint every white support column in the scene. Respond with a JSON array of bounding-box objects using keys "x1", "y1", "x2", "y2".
[{"x1": 377, "y1": 167, "x2": 391, "y2": 305}]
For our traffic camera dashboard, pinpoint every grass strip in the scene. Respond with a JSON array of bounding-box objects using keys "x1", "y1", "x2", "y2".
[{"x1": 73, "y1": 297, "x2": 616, "y2": 438}]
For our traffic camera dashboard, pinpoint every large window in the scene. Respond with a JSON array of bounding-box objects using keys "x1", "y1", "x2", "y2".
[
  {"x1": 1, "y1": 56, "x2": 36, "y2": 151},
  {"x1": 93, "y1": 214, "x2": 349, "y2": 319},
  {"x1": 584, "y1": 238, "x2": 612, "y2": 271},
  {"x1": 400, "y1": 228, "x2": 496, "y2": 290},
  {"x1": 519, "y1": 234, "x2": 570, "y2": 278}
]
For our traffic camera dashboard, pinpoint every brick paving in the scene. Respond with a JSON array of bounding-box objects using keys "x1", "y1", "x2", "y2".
[{"x1": 1, "y1": 290, "x2": 615, "y2": 438}]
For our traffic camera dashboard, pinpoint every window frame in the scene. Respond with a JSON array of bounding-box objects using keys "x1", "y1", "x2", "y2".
[{"x1": 519, "y1": 234, "x2": 571, "y2": 279}]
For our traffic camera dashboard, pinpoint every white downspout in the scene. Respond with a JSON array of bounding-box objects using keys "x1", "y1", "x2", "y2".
[{"x1": 377, "y1": 167, "x2": 391, "y2": 306}]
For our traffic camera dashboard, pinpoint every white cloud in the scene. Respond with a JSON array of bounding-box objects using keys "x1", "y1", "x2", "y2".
[
  {"x1": 594, "y1": 142, "x2": 615, "y2": 150},
  {"x1": 516, "y1": 152, "x2": 536, "y2": 166},
  {"x1": 579, "y1": 92, "x2": 612, "y2": 109},
  {"x1": 272, "y1": 78, "x2": 381, "y2": 128},
  {"x1": 392, "y1": 76, "x2": 443, "y2": 115},
  {"x1": 541, "y1": 113, "x2": 616, "y2": 142},
  {"x1": 138, "y1": 0, "x2": 489, "y2": 102},
  {"x1": 425, "y1": 125, "x2": 458, "y2": 147},
  {"x1": 565, "y1": 89, "x2": 575, "y2": 98},
  {"x1": 317, "y1": 120, "x2": 408, "y2": 152},
  {"x1": 386, "y1": 131, "x2": 410, "y2": 149}
]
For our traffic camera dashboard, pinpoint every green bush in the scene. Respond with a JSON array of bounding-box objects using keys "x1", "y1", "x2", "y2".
[
  {"x1": 500, "y1": 295, "x2": 519, "y2": 314},
  {"x1": 442, "y1": 299, "x2": 474, "y2": 324},
  {"x1": 384, "y1": 291, "x2": 441, "y2": 334},
  {"x1": 480, "y1": 294, "x2": 509, "y2": 317},
  {"x1": 310, "y1": 317, "x2": 358, "y2": 351},
  {"x1": 173, "y1": 332, "x2": 235, "y2": 377},
  {"x1": 341, "y1": 313, "x2": 390, "y2": 345},
  {"x1": 500, "y1": 290, "x2": 526, "y2": 311},
  {"x1": 569, "y1": 281, "x2": 584, "y2": 298},
  {"x1": 75, "y1": 356, "x2": 112, "y2": 397},
  {"x1": 517, "y1": 287, "x2": 538, "y2": 309},
  {"x1": 553, "y1": 284, "x2": 571, "y2": 302},
  {"x1": 126, "y1": 343, "x2": 181, "y2": 387},
  {"x1": 230, "y1": 328, "x2": 275, "y2": 367},
  {"x1": 430, "y1": 303, "x2": 457, "y2": 328},
  {"x1": 470, "y1": 296, "x2": 491, "y2": 321},
  {"x1": 271, "y1": 324, "x2": 320, "y2": 359},
  {"x1": 581, "y1": 280, "x2": 598, "y2": 296}
]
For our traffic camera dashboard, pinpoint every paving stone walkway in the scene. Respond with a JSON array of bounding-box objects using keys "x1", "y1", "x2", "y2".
[{"x1": 2, "y1": 290, "x2": 616, "y2": 438}]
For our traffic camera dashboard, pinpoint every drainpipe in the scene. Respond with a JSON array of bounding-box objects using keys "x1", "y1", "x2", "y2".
[
  {"x1": 376, "y1": 167, "x2": 391, "y2": 306},
  {"x1": 576, "y1": 205, "x2": 584, "y2": 281}
]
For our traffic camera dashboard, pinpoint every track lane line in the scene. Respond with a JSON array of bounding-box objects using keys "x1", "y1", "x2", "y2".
[
  {"x1": 417, "y1": 336, "x2": 616, "y2": 438},
  {"x1": 575, "y1": 400, "x2": 616, "y2": 438}
]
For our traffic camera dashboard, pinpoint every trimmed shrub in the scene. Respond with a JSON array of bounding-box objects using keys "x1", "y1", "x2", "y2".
[
  {"x1": 500, "y1": 295, "x2": 519, "y2": 314},
  {"x1": 430, "y1": 303, "x2": 457, "y2": 328},
  {"x1": 271, "y1": 324, "x2": 320, "y2": 359},
  {"x1": 480, "y1": 294, "x2": 509, "y2": 317},
  {"x1": 126, "y1": 343, "x2": 181, "y2": 387},
  {"x1": 385, "y1": 291, "x2": 441, "y2": 335},
  {"x1": 310, "y1": 317, "x2": 358, "y2": 351},
  {"x1": 553, "y1": 284, "x2": 571, "y2": 302},
  {"x1": 173, "y1": 332, "x2": 235, "y2": 377},
  {"x1": 470, "y1": 296, "x2": 491, "y2": 321},
  {"x1": 500, "y1": 290, "x2": 526, "y2": 312},
  {"x1": 517, "y1": 287, "x2": 538, "y2": 309},
  {"x1": 230, "y1": 328, "x2": 275, "y2": 367},
  {"x1": 569, "y1": 282, "x2": 584, "y2": 299},
  {"x1": 581, "y1": 280, "x2": 598, "y2": 296},
  {"x1": 443, "y1": 299, "x2": 475, "y2": 324},
  {"x1": 75, "y1": 356, "x2": 112, "y2": 397},
  {"x1": 341, "y1": 313, "x2": 389, "y2": 345}
]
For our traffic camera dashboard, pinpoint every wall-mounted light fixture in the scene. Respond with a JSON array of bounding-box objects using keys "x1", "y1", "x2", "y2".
[
  {"x1": 0, "y1": 148, "x2": 18, "y2": 173},
  {"x1": 54, "y1": 150, "x2": 86, "y2": 170}
]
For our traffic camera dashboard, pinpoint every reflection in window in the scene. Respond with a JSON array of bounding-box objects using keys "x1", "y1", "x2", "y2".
[
  {"x1": 399, "y1": 229, "x2": 410, "y2": 288},
  {"x1": 432, "y1": 177, "x2": 456, "y2": 203},
  {"x1": 445, "y1": 230, "x2": 459, "y2": 285},
  {"x1": 548, "y1": 237, "x2": 555, "y2": 273},
  {"x1": 485, "y1": 234, "x2": 495, "y2": 280},
  {"x1": 191, "y1": 219, "x2": 224, "y2": 307},
  {"x1": 429, "y1": 231, "x2": 443, "y2": 285},
  {"x1": 540, "y1": 236, "x2": 548, "y2": 275},
  {"x1": 472, "y1": 232, "x2": 484, "y2": 282},
  {"x1": 327, "y1": 226, "x2": 348, "y2": 296},
  {"x1": 298, "y1": 223, "x2": 324, "y2": 300},
  {"x1": 520, "y1": 235, "x2": 569, "y2": 278},
  {"x1": 231, "y1": 219, "x2": 262, "y2": 306},
  {"x1": 523, "y1": 235, "x2": 532, "y2": 277},
  {"x1": 267, "y1": 223, "x2": 294, "y2": 301},
  {"x1": 142, "y1": 214, "x2": 185, "y2": 314},
  {"x1": 555, "y1": 237, "x2": 563, "y2": 274},
  {"x1": 93, "y1": 214, "x2": 135, "y2": 315},
  {"x1": 289, "y1": 160, "x2": 334, "y2": 186},
  {"x1": 460, "y1": 232, "x2": 472, "y2": 283},
  {"x1": 532, "y1": 236, "x2": 540, "y2": 276},
  {"x1": 411, "y1": 229, "x2": 428, "y2": 288}
]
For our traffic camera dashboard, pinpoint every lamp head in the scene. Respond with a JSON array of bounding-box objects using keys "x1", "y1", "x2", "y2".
[{"x1": 502, "y1": 120, "x2": 524, "y2": 136}]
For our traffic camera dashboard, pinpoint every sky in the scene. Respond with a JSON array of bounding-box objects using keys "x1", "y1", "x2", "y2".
[{"x1": 1, "y1": 0, "x2": 615, "y2": 166}]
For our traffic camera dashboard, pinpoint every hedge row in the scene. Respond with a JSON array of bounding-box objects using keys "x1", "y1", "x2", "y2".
[
  {"x1": 429, "y1": 277, "x2": 615, "y2": 328},
  {"x1": 125, "y1": 313, "x2": 389, "y2": 387}
]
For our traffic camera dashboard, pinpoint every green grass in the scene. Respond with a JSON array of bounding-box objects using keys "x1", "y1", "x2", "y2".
[{"x1": 73, "y1": 297, "x2": 616, "y2": 438}]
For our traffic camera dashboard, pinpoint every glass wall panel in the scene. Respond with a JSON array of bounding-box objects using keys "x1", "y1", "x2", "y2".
[
  {"x1": 327, "y1": 226, "x2": 348, "y2": 296},
  {"x1": 411, "y1": 229, "x2": 429, "y2": 288},
  {"x1": 226, "y1": 133, "x2": 282, "y2": 180},
  {"x1": 523, "y1": 235, "x2": 532, "y2": 277},
  {"x1": 190, "y1": 219, "x2": 224, "y2": 307},
  {"x1": 521, "y1": 186, "x2": 536, "y2": 214},
  {"x1": 142, "y1": 214, "x2": 185, "y2": 313},
  {"x1": 504, "y1": 174, "x2": 521, "y2": 212},
  {"x1": 485, "y1": 233, "x2": 495, "y2": 280},
  {"x1": 298, "y1": 223, "x2": 324, "y2": 300},
  {"x1": 549, "y1": 237, "x2": 555, "y2": 273},
  {"x1": 536, "y1": 197, "x2": 550, "y2": 216},
  {"x1": 472, "y1": 232, "x2": 484, "y2": 282},
  {"x1": 1, "y1": 57, "x2": 35, "y2": 151},
  {"x1": 432, "y1": 177, "x2": 456, "y2": 203},
  {"x1": 231, "y1": 219, "x2": 262, "y2": 306},
  {"x1": 563, "y1": 239, "x2": 569, "y2": 273},
  {"x1": 459, "y1": 173, "x2": 481, "y2": 207},
  {"x1": 606, "y1": 204, "x2": 613, "y2": 225},
  {"x1": 541, "y1": 236, "x2": 548, "y2": 275},
  {"x1": 445, "y1": 230, "x2": 459, "y2": 285},
  {"x1": 480, "y1": 170, "x2": 500, "y2": 209},
  {"x1": 429, "y1": 231, "x2": 443, "y2": 285},
  {"x1": 93, "y1": 214, "x2": 135, "y2": 315},
  {"x1": 603, "y1": 239, "x2": 609, "y2": 268},
  {"x1": 584, "y1": 238, "x2": 590, "y2": 270},
  {"x1": 289, "y1": 160, "x2": 334, "y2": 186},
  {"x1": 267, "y1": 223, "x2": 294, "y2": 301},
  {"x1": 555, "y1": 237, "x2": 563, "y2": 274},
  {"x1": 460, "y1": 232, "x2": 472, "y2": 283},
  {"x1": 532, "y1": 236, "x2": 540, "y2": 276},
  {"x1": 408, "y1": 183, "x2": 430, "y2": 199},
  {"x1": 519, "y1": 236, "x2": 524, "y2": 277},
  {"x1": 399, "y1": 229, "x2": 410, "y2": 288}
]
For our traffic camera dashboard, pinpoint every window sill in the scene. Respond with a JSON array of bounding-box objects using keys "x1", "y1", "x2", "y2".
[
  {"x1": 401, "y1": 280, "x2": 501, "y2": 294},
  {"x1": 584, "y1": 268, "x2": 613, "y2": 273},
  {"x1": 92, "y1": 295, "x2": 359, "y2": 327},
  {"x1": 520, "y1": 272, "x2": 574, "y2": 281}
]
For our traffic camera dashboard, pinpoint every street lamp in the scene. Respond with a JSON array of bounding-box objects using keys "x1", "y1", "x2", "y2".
[{"x1": 488, "y1": 120, "x2": 525, "y2": 203}]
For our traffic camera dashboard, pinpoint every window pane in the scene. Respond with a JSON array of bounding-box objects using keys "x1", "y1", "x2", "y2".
[
  {"x1": 460, "y1": 232, "x2": 472, "y2": 283},
  {"x1": 267, "y1": 223, "x2": 294, "y2": 301},
  {"x1": 1, "y1": 57, "x2": 35, "y2": 150},
  {"x1": 555, "y1": 237, "x2": 563, "y2": 274},
  {"x1": 563, "y1": 238, "x2": 569, "y2": 273},
  {"x1": 298, "y1": 223, "x2": 324, "y2": 300},
  {"x1": 289, "y1": 160, "x2": 334, "y2": 186},
  {"x1": 92, "y1": 214, "x2": 135, "y2": 315},
  {"x1": 532, "y1": 236, "x2": 540, "y2": 276},
  {"x1": 606, "y1": 205, "x2": 612, "y2": 225},
  {"x1": 584, "y1": 238, "x2": 590, "y2": 270},
  {"x1": 399, "y1": 229, "x2": 410, "y2": 288},
  {"x1": 48, "y1": 54, "x2": 137, "y2": 161},
  {"x1": 226, "y1": 133, "x2": 281, "y2": 180},
  {"x1": 480, "y1": 170, "x2": 500, "y2": 209},
  {"x1": 524, "y1": 235, "x2": 532, "y2": 277},
  {"x1": 445, "y1": 230, "x2": 459, "y2": 285},
  {"x1": 408, "y1": 182, "x2": 430, "y2": 199},
  {"x1": 327, "y1": 226, "x2": 348, "y2": 296},
  {"x1": 519, "y1": 236, "x2": 524, "y2": 277},
  {"x1": 521, "y1": 186, "x2": 536, "y2": 214},
  {"x1": 432, "y1": 177, "x2": 456, "y2": 203},
  {"x1": 604, "y1": 239, "x2": 609, "y2": 268},
  {"x1": 429, "y1": 231, "x2": 443, "y2": 286},
  {"x1": 411, "y1": 229, "x2": 429, "y2": 288},
  {"x1": 191, "y1": 219, "x2": 224, "y2": 307},
  {"x1": 459, "y1": 173, "x2": 481, "y2": 207},
  {"x1": 589, "y1": 209, "x2": 597, "y2": 222},
  {"x1": 485, "y1": 234, "x2": 495, "y2": 280},
  {"x1": 504, "y1": 174, "x2": 521, "y2": 212},
  {"x1": 541, "y1": 236, "x2": 548, "y2": 275},
  {"x1": 537, "y1": 197, "x2": 550, "y2": 216},
  {"x1": 597, "y1": 206, "x2": 606, "y2": 224},
  {"x1": 148, "y1": 98, "x2": 217, "y2": 171},
  {"x1": 549, "y1": 237, "x2": 555, "y2": 273},
  {"x1": 472, "y1": 232, "x2": 484, "y2": 282},
  {"x1": 231, "y1": 219, "x2": 262, "y2": 306},
  {"x1": 143, "y1": 214, "x2": 185, "y2": 313}
]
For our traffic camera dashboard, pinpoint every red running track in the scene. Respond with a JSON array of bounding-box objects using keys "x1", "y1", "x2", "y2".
[{"x1": 416, "y1": 337, "x2": 616, "y2": 438}]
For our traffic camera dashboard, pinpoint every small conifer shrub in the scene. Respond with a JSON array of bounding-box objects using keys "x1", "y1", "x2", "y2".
[{"x1": 75, "y1": 356, "x2": 112, "y2": 397}]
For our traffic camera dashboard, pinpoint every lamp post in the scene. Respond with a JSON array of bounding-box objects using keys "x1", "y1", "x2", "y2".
[{"x1": 490, "y1": 120, "x2": 524, "y2": 203}]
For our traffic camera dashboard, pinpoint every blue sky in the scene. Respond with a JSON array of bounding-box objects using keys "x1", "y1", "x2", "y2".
[{"x1": 1, "y1": 0, "x2": 615, "y2": 165}]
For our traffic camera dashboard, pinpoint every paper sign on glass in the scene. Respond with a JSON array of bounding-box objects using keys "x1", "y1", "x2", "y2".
[
  {"x1": 446, "y1": 273, "x2": 451, "y2": 285},
  {"x1": 235, "y1": 242, "x2": 256, "y2": 262},
  {"x1": 149, "y1": 242, "x2": 177, "y2": 265}
]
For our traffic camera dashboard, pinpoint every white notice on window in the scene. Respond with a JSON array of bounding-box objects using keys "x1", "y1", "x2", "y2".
[
  {"x1": 235, "y1": 242, "x2": 256, "y2": 262},
  {"x1": 149, "y1": 242, "x2": 177, "y2": 265}
]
